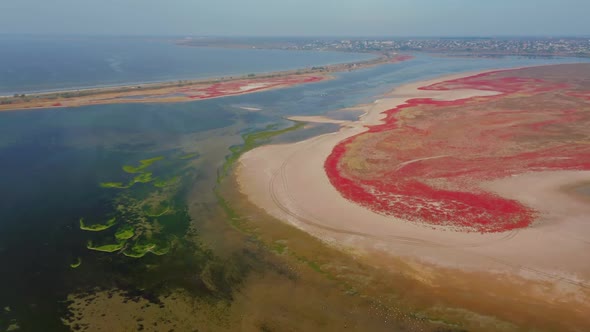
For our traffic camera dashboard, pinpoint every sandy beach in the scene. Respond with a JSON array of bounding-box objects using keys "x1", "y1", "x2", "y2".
[{"x1": 236, "y1": 67, "x2": 590, "y2": 326}]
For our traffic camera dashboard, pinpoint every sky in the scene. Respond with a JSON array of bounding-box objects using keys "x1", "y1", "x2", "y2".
[{"x1": 0, "y1": 0, "x2": 588, "y2": 37}]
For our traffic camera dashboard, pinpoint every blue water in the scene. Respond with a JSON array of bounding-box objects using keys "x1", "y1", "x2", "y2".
[{"x1": 0, "y1": 35, "x2": 375, "y2": 95}]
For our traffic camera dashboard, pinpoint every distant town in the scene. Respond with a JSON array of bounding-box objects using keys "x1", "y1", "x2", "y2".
[{"x1": 180, "y1": 37, "x2": 590, "y2": 58}]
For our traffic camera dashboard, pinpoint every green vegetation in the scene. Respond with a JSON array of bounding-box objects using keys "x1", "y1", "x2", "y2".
[
  {"x1": 114, "y1": 225, "x2": 135, "y2": 241},
  {"x1": 102, "y1": 156, "x2": 163, "y2": 189},
  {"x1": 219, "y1": 121, "x2": 305, "y2": 182},
  {"x1": 144, "y1": 204, "x2": 171, "y2": 217},
  {"x1": 131, "y1": 172, "x2": 154, "y2": 184},
  {"x1": 215, "y1": 121, "x2": 307, "y2": 234},
  {"x1": 79, "y1": 217, "x2": 117, "y2": 231},
  {"x1": 80, "y1": 154, "x2": 195, "y2": 260},
  {"x1": 153, "y1": 176, "x2": 180, "y2": 188},
  {"x1": 179, "y1": 152, "x2": 199, "y2": 160},
  {"x1": 214, "y1": 120, "x2": 339, "y2": 281},
  {"x1": 123, "y1": 242, "x2": 169, "y2": 258},
  {"x1": 122, "y1": 156, "x2": 164, "y2": 174},
  {"x1": 70, "y1": 257, "x2": 82, "y2": 269},
  {"x1": 99, "y1": 182, "x2": 129, "y2": 189},
  {"x1": 86, "y1": 240, "x2": 125, "y2": 253},
  {"x1": 271, "y1": 241, "x2": 287, "y2": 254}
]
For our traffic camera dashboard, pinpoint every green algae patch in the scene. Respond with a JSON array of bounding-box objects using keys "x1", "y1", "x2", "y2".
[
  {"x1": 114, "y1": 225, "x2": 135, "y2": 241},
  {"x1": 100, "y1": 182, "x2": 129, "y2": 189},
  {"x1": 271, "y1": 241, "x2": 288, "y2": 254},
  {"x1": 79, "y1": 217, "x2": 117, "y2": 232},
  {"x1": 145, "y1": 204, "x2": 171, "y2": 217},
  {"x1": 80, "y1": 154, "x2": 195, "y2": 260},
  {"x1": 122, "y1": 156, "x2": 164, "y2": 174},
  {"x1": 123, "y1": 242, "x2": 169, "y2": 258},
  {"x1": 87, "y1": 240, "x2": 124, "y2": 253},
  {"x1": 179, "y1": 152, "x2": 199, "y2": 160},
  {"x1": 122, "y1": 165, "x2": 139, "y2": 173},
  {"x1": 70, "y1": 257, "x2": 82, "y2": 269},
  {"x1": 219, "y1": 121, "x2": 304, "y2": 182},
  {"x1": 153, "y1": 176, "x2": 180, "y2": 188},
  {"x1": 131, "y1": 172, "x2": 154, "y2": 184}
]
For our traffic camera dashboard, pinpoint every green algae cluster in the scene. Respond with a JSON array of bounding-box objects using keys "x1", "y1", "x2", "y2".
[
  {"x1": 153, "y1": 176, "x2": 180, "y2": 188},
  {"x1": 219, "y1": 121, "x2": 304, "y2": 182},
  {"x1": 79, "y1": 217, "x2": 117, "y2": 231},
  {"x1": 99, "y1": 182, "x2": 129, "y2": 189},
  {"x1": 131, "y1": 171, "x2": 154, "y2": 184},
  {"x1": 122, "y1": 156, "x2": 164, "y2": 174},
  {"x1": 100, "y1": 156, "x2": 163, "y2": 189},
  {"x1": 179, "y1": 152, "x2": 199, "y2": 160},
  {"x1": 86, "y1": 240, "x2": 125, "y2": 253},
  {"x1": 114, "y1": 225, "x2": 135, "y2": 240},
  {"x1": 69, "y1": 257, "x2": 82, "y2": 269},
  {"x1": 123, "y1": 242, "x2": 170, "y2": 258},
  {"x1": 80, "y1": 153, "x2": 195, "y2": 259},
  {"x1": 144, "y1": 203, "x2": 171, "y2": 217}
]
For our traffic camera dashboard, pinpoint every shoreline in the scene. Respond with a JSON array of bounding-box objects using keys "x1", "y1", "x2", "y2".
[
  {"x1": 0, "y1": 52, "x2": 412, "y2": 112},
  {"x1": 236, "y1": 65, "x2": 590, "y2": 307}
]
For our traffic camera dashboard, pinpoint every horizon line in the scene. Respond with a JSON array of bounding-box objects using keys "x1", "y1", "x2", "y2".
[{"x1": 1, "y1": 33, "x2": 589, "y2": 39}]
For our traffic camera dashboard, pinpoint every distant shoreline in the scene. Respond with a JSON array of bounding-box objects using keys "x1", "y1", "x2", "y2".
[{"x1": 0, "y1": 51, "x2": 412, "y2": 112}]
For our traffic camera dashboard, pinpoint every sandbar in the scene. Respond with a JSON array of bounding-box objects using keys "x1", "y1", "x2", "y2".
[
  {"x1": 237, "y1": 65, "x2": 590, "y2": 327},
  {"x1": 0, "y1": 54, "x2": 414, "y2": 112}
]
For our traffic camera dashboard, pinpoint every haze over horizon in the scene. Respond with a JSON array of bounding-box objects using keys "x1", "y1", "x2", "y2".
[{"x1": 1, "y1": 0, "x2": 589, "y2": 37}]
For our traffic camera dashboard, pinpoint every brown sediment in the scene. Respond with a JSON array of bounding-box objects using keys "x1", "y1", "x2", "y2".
[
  {"x1": 236, "y1": 64, "x2": 590, "y2": 330},
  {"x1": 0, "y1": 54, "x2": 413, "y2": 112}
]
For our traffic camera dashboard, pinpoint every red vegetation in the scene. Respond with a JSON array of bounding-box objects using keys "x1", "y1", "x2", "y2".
[
  {"x1": 179, "y1": 75, "x2": 324, "y2": 100},
  {"x1": 325, "y1": 69, "x2": 590, "y2": 233},
  {"x1": 567, "y1": 91, "x2": 590, "y2": 101},
  {"x1": 390, "y1": 55, "x2": 415, "y2": 63}
]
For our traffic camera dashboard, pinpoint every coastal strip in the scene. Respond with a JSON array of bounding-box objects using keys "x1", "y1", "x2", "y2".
[
  {"x1": 0, "y1": 54, "x2": 413, "y2": 112},
  {"x1": 236, "y1": 65, "x2": 590, "y2": 329}
]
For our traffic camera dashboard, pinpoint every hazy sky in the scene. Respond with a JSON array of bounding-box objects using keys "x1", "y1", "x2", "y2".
[{"x1": 1, "y1": 0, "x2": 588, "y2": 37}]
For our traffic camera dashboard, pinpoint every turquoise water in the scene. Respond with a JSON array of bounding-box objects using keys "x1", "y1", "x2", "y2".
[
  {"x1": 0, "y1": 50, "x2": 588, "y2": 330},
  {"x1": 0, "y1": 36, "x2": 375, "y2": 95}
]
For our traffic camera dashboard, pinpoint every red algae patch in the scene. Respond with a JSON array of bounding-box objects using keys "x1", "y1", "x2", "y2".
[
  {"x1": 390, "y1": 55, "x2": 415, "y2": 63},
  {"x1": 182, "y1": 75, "x2": 324, "y2": 100},
  {"x1": 325, "y1": 66, "x2": 590, "y2": 233}
]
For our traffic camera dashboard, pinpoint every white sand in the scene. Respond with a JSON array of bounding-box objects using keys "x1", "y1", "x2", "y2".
[
  {"x1": 287, "y1": 115, "x2": 349, "y2": 124},
  {"x1": 238, "y1": 106, "x2": 262, "y2": 111},
  {"x1": 237, "y1": 70, "x2": 590, "y2": 300},
  {"x1": 238, "y1": 83, "x2": 270, "y2": 92}
]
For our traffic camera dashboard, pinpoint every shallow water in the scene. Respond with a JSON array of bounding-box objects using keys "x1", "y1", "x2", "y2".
[{"x1": 0, "y1": 53, "x2": 589, "y2": 330}]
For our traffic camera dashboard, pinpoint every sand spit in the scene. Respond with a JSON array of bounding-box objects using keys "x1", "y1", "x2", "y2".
[
  {"x1": 0, "y1": 54, "x2": 415, "y2": 112},
  {"x1": 236, "y1": 68, "x2": 590, "y2": 311},
  {"x1": 0, "y1": 74, "x2": 328, "y2": 112}
]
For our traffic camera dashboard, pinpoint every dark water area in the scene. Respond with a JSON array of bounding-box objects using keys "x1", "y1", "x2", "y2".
[
  {"x1": 0, "y1": 104, "x2": 242, "y2": 330},
  {"x1": 1, "y1": 52, "x2": 589, "y2": 330},
  {"x1": 0, "y1": 36, "x2": 375, "y2": 95}
]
